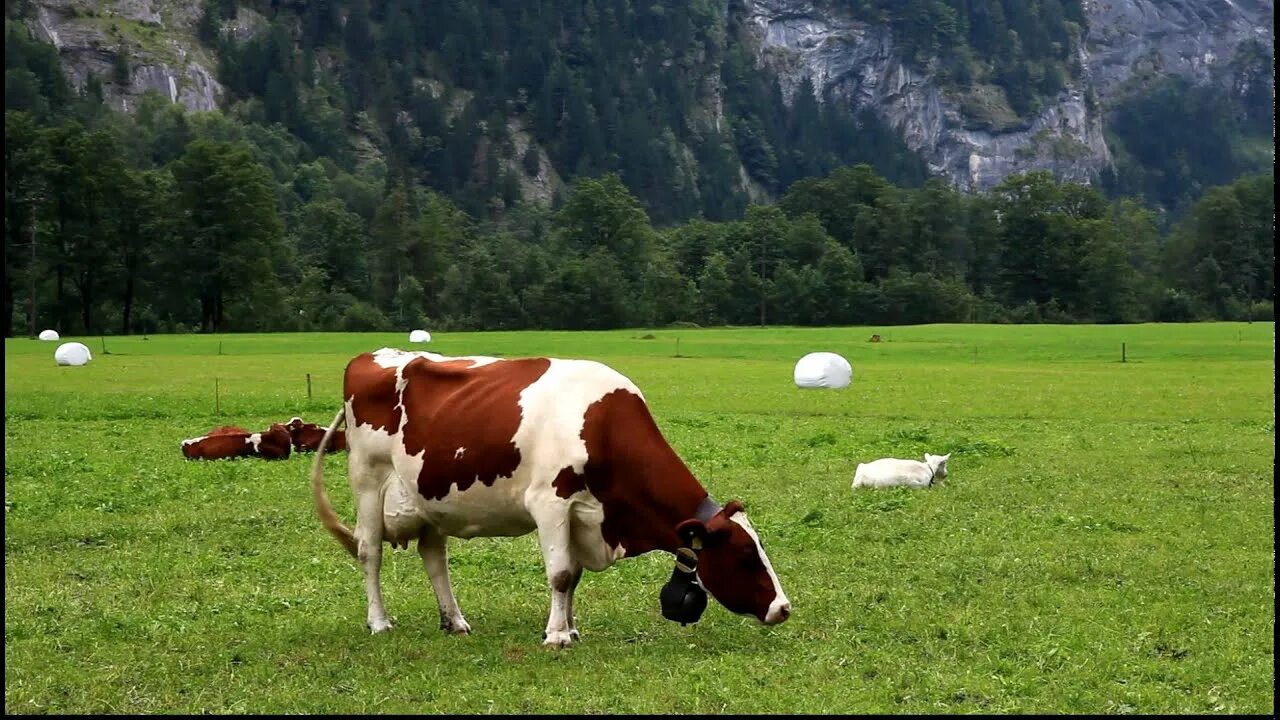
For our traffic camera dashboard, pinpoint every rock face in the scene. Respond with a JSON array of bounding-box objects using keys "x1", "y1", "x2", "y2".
[
  {"x1": 25, "y1": 0, "x2": 1273, "y2": 195},
  {"x1": 1083, "y1": 0, "x2": 1274, "y2": 103},
  {"x1": 739, "y1": 0, "x2": 1272, "y2": 191},
  {"x1": 30, "y1": 0, "x2": 225, "y2": 114}
]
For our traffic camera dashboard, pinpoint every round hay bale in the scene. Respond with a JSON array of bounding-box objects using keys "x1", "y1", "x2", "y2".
[
  {"x1": 409, "y1": 329, "x2": 431, "y2": 343},
  {"x1": 54, "y1": 342, "x2": 93, "y2": 367},
  {"x1": 793, "y1": 351, "x2": 852, "y2": 389},
  {"x1": 38, "y1": 329, "x2": 60, "y2": 341}
]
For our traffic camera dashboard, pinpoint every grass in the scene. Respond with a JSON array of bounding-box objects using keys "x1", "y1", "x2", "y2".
[
  {"x1": 957, "y1": 83, "x2": 1025, "y2": 132},
  {"x1": 4, "y1": 323, "x2": 1275, "y2": 714},
  {"x1": 81, "y1": 16, "x2": 178, "y2": 66}
]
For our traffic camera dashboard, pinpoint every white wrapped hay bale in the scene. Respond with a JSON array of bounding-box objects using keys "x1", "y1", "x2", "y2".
[
  {"x1": 793, "y1": 351, "x2": 852, "y2": 389},
  {"x1": 54, "y1": 342, "x2": 93, "y2": 367},
  {"x1": 408, "y1": 329, "x2": 431, "y2": 343},
  {"x1": 38, "y1": 329, "x2": 60, "y2": 341}
]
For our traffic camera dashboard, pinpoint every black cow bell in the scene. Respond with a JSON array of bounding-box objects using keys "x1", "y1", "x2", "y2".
[{"x1": 659, "y1": 565, "x2": 707, "y2": 626}]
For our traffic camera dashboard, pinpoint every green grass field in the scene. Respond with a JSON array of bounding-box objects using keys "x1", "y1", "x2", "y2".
[{"x1": 4, "y1": 323, "x2": 1274, "y2": 714}]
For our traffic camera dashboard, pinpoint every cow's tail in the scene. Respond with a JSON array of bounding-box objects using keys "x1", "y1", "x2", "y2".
[{"x1": 310, "y1": 408, "x2": 358, "y2": 558}]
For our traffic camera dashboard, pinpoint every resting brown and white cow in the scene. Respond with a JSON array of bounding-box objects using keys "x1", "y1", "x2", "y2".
[
  {"x1": 286, "y1": 417, "x2": 347, "y2": 452},
  {"x1": 182, "y1": 423, "x2": 292, "y2": 460},
  {"x1": 310, "y1": 348, "x2": 791, "y2": 646},
  {"x1": 208, "y1": 425, "x2": 249, "y2": 436}
]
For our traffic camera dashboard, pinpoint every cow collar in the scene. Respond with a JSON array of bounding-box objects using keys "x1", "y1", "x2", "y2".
[
  {"x1": 661, "y1": 495, "x2": 719, "y2": 625},
  {"x1": 926, "y1": 459, "x2": 941, "y2": 486},
  {"x1": 694, "y1": 495, "x2": 721, "y2": 525},
  {"x1": 672, "y1": 497, "x2": 719, "y2": 568}
]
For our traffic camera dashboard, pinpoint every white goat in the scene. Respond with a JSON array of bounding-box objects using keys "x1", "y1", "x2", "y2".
[{"x1": 851, "y1": 453, "x2": 951, "y2": 489}]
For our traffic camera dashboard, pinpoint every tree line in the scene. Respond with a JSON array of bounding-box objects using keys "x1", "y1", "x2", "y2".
[
  {"x1": 4, "y1": 13, "x2": 1273, "y2": 337},
  {"x1": 4, "y1": 98, "x2": 1272, "y2": 337},
  {"x1": 1101, "y1": 42, "x2": 1275, "y2": 218}
]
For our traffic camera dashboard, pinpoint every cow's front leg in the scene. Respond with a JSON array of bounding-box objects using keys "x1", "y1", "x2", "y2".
[
  {"x1": 534, "y1": 513, "x2": 581, "y2": 648},
  {"x1": 418, "y1": 525, "x2": 471, "y2": 635}
]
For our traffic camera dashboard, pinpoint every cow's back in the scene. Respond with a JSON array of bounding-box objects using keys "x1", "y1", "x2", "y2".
[
  {"x1": 209, "y1": 425, "x2": 248, "y2": 436},
  {"x1": 183, "y1": 433, "x2": 253, "y2": 460},
  {"x1": 343, "y1": 349, "x2": 646, "y2": 539},
  {"x1": 852, "y1": 458, "x2": 929, "y2": 488},
  {"x1": 396, "y1": 354, "x2": 554, "y2": 502},
  {"x1": 297, "y1": 425, "x2": 348, "y2": 452},
  {"x1": 344, "y1": 353, "x2": 405, "y2": 435},
  {"x1": 400, "y1": 355, "x2": 644, "y2": 492}
]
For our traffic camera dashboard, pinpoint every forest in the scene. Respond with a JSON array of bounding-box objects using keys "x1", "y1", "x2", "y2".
[{"x1": 3, "y1": 3, "x2": 1274, "y2": 336}]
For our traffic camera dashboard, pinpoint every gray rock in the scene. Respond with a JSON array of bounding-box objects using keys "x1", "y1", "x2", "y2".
[
  {"x1": 739, "y1": 0, "x2": 1271, "y2": 191},
  {"x1": 1082, "y1": 0, "x2": 1274, "y2": 103},
  {"x1": 29, "y1": 1, "x2": 224, "y2": 114}
]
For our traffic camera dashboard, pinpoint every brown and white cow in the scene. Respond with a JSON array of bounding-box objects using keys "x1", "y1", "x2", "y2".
[
  {"x1": 182, "y1": 423, "x2": 292, "y2": 461},
  {"x1": 208, "y1": 425, "x2": 249, "y2": 436},
  {"x1": 286, "y1": 417, "x2": 347, "y2": 453},
  {"x1": 310, "y1": 348, "x2": 791, "y2": 646}
]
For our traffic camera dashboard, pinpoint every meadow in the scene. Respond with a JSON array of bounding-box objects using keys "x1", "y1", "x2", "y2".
[{"x1": 4, "y1": 323, "x2": 1274, "y2": 714}]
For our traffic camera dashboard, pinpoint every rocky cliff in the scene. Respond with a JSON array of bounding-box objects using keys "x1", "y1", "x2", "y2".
[
  {"x1": 24, "y1": 0, "x2": 1274, "y2": 194},
  {"x1": 28, "y1": 0, "x2": 225, "y2": 113},
  {"x1": 740, "y1": 0, "x2": 1272, "y2": 192},
  {"x1": 1083, "y1": 0, "x2": 1274, "y2": 103}
]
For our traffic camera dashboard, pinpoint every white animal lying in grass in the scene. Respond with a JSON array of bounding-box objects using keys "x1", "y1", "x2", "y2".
[{"x1": 851, "y1": 453, "x2": 950, "y2": 489}]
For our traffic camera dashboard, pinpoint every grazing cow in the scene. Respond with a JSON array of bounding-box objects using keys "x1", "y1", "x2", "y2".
[
  {"x1": 182, "y1": 423, "x2": 293, "y2": 461},
  {"x1": 310, "y1": 348, "x2": 791, "y2": 646},
  {"x1": 286, "y1": 416, "x2": 347, "y2": 452},
  {"x1": 852, "y1": 453, "x2": 951, "y2": 489}
]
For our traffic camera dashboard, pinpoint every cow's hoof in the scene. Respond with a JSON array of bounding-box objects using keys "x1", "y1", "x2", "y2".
[
  {"x1": 441, "y1": 616, "x2": 472, "y2": 635},
  {"x1": 569, "y1": 629, "x2": 581, "y2": 641},
  {"x1": 542, "y1": 630, "x2": 576, "y2": 648},
  {"x1": 367, "y1": 618, "x2": 394, "y2": 634}
]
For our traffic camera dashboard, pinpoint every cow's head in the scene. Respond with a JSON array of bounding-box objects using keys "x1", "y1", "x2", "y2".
[
  {"x1": 926, "y1": 453, "x2": 951, "y2": 484},
  {"x1": 674, "y1": 500, "x2": 790, "y2": 625},
  {"x1": 286, "y1": 417, "x2": 305, "y2": 432}
]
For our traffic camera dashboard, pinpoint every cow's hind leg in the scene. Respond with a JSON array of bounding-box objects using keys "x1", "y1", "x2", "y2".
[
  {"x1": 534, "y1": 508, "x2": 582, "y2": 648},
  {"x1": 350, "y1": 453, "x2": 394, "y2": 634},
  {"x1": 417, "y1": 525, "x2": 471, "y2": 635},
  {"x1": 563, "y1": 565, "x2": 583, "y2": 639}
]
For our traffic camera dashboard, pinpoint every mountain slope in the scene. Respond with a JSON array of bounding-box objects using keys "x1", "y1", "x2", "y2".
[{"x1": 17, "y1": 0, "x2": 1275, "y2": 220}]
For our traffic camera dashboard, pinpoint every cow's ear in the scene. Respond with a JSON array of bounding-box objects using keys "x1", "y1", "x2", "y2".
[
  {"x1": 675, "y1": 519, "x2": 708, "y2": 548},
  {"x1": 722, "y1": 499, "x2": 745, "y2": 517},
  {"x1": 701, "y1": 513, "x2": 736, "y2": 546}
]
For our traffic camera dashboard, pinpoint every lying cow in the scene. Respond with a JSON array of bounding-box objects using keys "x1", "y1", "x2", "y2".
[
  {"x1": 310, "y1": 348, "x2": 791, "y2": 646},
  {"x1": 851, "y1": 452, "x2": 951, "y2": 489},
  {"x1": 208, "y1": 425, "x2": 249, "y2": 436},
  {"x1": 182, "y1": 423, "x2": 292, "y2": 461},
  {"x1": 286, "y1": 416, "x2": 347, "y2": 452}
]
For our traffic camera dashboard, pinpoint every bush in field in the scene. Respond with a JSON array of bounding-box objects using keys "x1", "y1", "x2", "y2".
[{"x1": 341, "y1": 301, "x2": 390, "y2": 332}]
